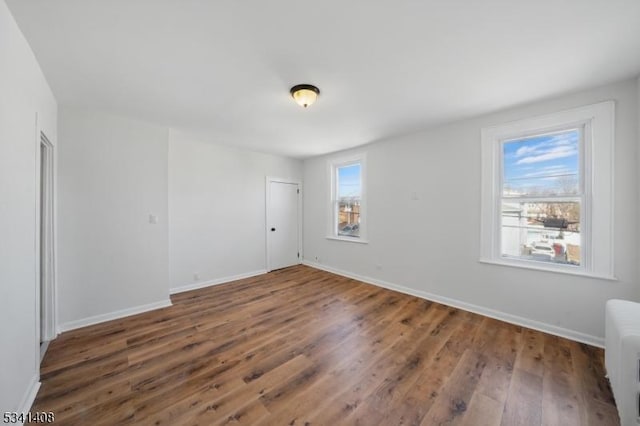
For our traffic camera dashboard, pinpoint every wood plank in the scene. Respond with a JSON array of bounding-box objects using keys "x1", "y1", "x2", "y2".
[
  {"x1": 568, "y1": 340, "x2": 620, "y2": 425},
  {"x1": 420, "y1": 349, "x2": 488, "y2": 425},
  {"x1": 501, "y1": 369, "x2": 543, "y2": 426},
  {"x1": 541, "y1": 335, "x2": 583, "y2": 426}
]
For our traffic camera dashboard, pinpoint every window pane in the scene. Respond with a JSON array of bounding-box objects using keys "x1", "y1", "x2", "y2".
[
  {"x1": 336, "y1": 163, "x2": 362, "y2": 238},
  {"x1": 503, "y1": 130, "x2": 580, "y2": 197},
  {"x1": 338, "y1": 200, "x2": 360, "y2": 237},
  {"x1": 501, "y1": 201, "x2": 580, "y2": 265},
  {"x1": 338, "y1": 164, "x2": 361, "y2": 199}
]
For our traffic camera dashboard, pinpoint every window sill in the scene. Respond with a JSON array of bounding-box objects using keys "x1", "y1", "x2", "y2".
[
  {"x1": 326, "y1": 236, "x2": 369, "y2": 244},
  {"x1": 478, "y1": 258, "x2": 617, "y2": 281}
]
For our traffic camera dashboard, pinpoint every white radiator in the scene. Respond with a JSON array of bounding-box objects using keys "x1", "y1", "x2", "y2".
[{"x1": 605, "y1": 299, "x2": 640, "y2": 425}]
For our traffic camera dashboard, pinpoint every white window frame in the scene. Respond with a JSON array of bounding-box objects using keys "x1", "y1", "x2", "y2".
[
  {"x1": 480, "y1": 101, "x2": 615, "y2": 279},
  {"x1": 327, "y1": 154, "x2": 368, "y2": 244}
]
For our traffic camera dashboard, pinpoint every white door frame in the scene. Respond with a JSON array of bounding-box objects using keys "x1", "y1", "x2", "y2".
[
  {"x1": 265, "y1": 176, "x2": 303, "y2": 272},
  {"x1": 35, "y1": 127, "x2": 57, "y2": 355}
]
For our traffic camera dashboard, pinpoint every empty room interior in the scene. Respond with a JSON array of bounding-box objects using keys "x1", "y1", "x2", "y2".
[{"x1": 2, "y1": 0, "x2": 640, "y2": 425}]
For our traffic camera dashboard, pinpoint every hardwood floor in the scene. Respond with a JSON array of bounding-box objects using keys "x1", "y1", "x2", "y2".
[{"x1": 31, "y1": 265, "x2": 619, "y2": 425}]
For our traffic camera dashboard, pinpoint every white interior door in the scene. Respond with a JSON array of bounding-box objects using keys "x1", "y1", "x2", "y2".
[{"x1": 268, "y1": 180, "x2": 300, "y2": 271}]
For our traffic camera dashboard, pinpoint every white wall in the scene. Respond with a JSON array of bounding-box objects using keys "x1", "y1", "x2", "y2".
[
  {"x1": 0, "y1": 0, "x2": 57, "y2": 413},
  {"x1": 169, "y1": 129, "x2": 302, "y2": 292},
  {"x1": 57, "y1": 108, "x2": 170, "y2": 328},
  {"x1": 304, "y1": 78, "x2": 639, "y2": 345}
]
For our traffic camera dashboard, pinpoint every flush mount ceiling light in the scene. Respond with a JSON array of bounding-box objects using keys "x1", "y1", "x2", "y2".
[{"x1": 290, "y1": 84, "x2": 320, "y2": 108}]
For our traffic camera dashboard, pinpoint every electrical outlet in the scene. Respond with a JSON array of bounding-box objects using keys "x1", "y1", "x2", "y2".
[
  {"x1": 314, "y1": 256, "x2": 321, "y2": 263},
  {"x1": 193, "y1": 273, "x2": 200, "y2": 281}
]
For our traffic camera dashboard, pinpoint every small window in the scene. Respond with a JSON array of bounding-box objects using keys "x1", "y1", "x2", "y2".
[
  {"x1": 337, "y1": 163, "x2": 361, "y2": 237},
  {"x1": 480, "y1": 101, "x2": 614, "y2": 279},
  {"x1": 328, "y1": 155, "x2": 367, "y2": 242}
]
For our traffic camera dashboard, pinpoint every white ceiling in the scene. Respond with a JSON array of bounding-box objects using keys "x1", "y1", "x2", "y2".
[{"x1": 7, "y1": 0, "x2": 640, "y2": 158}]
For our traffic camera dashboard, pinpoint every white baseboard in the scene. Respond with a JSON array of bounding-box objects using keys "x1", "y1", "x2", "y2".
[
  {"x1": 170, "y1": 270, "x2": 267, "y2": 295},
  {"x1": 302, "y1": 260, "x2": 604, "y2": 348},
  {"x1": 17, "y1": 374, "x2": 40, "y2": 420},
  {"x1": 58, "y1": 299, "x2": 173, "y2": 333}
]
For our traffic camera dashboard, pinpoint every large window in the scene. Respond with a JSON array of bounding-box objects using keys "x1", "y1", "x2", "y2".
[
  {"x1": 501, "y1": 129, "x2": 582, "y2": 265},
  {"x1": 329, "y1": 155, "x2": 367, "y2": 242},
  {"x1": 480, "y1": 102, "x2": 614, "y2": 278}
]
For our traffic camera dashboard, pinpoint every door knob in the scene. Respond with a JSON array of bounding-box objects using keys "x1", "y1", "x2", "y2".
[{"x1": 271, "y1": 228, "x2": 276, "y2": 232}]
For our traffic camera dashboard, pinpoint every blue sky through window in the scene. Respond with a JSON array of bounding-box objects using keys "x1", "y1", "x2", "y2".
[
  {"x1": 338, "y1": 164, "x2": 361, "y2": 198},
  {"x1": 503, "y1": 130, "x2": 579, "y2": 196}
]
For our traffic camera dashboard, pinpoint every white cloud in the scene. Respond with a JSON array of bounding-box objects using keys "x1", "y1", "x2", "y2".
[
  {"x1": 515, "y1": 145, "x2": 538, "y2": 157},
  {"x1": 516, "y1": 145, "x2": 577, "y2": 164},
  {"x1": 547, "y1": 132, "x2": 577, "y2": 146},
  {"x1": 520, "y1": 166, "x2": 573, "y2": 178},
  {"x1": 541, "y1": 175, "x2": 575, "y2": 182},
  {"x1": 511, "y1": 131, "x2": 578, "y2": 159}
]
